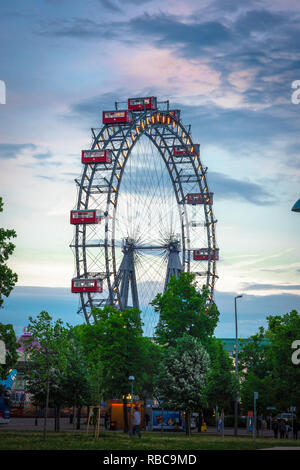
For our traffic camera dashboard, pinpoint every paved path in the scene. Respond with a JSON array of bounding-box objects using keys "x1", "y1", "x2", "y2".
[
  {"x1": 260, "y1": 447, "x2": 300, "y2": 450},
  {"x1": 0, "y1": 417, "x2": 89, "y2": 432},
  {"x1": 0, "y1": 418, "x2": 287, "y2": 438}
]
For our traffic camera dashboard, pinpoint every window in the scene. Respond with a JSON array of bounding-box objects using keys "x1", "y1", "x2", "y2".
[{"x1": 105, "y1": 111, "x2": 125, "y2": 118}]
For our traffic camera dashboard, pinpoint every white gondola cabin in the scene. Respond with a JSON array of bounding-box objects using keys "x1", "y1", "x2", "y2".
[
  {"x1": 70, "y1": 209, "x2": 103, "y2": 225},
  {"x1": 81, "y1": 149, "x2": 112, "y2": 164},
  {"x1": 71, "y1": 278, "x2": 103, "y2": 293},
  {"x1": 193, "y1": 248, "x2": 219, "y2": 261}
]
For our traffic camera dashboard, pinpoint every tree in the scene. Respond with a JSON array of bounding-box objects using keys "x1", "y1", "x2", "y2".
[
  {"x1": 61, "y1": 328, "x2": 94, "y2": 430},
  {"x1": 265, "y1": 310, "x2": 300, "y2": 412},
  {"x1": 137, "y1": 336, "x2": 162, "y2": 402},
  {"x1": 205, "y1": 339, "x2": 238, "y2": 437},
  {"x1": 73, "y1": 322, "x2": 104, "y2": 409},
  {"x1": 151, "y1": 273, "x2": 219, "y2": 348},
  {"x1": 0, "y1": 323, "x2": 19, "y2": 380},
  {"x1": 154, "y1": 334, "x2": 210, "y2": 436},
  {"x1": 239, "y1": 310, "x2": 300, "y2": 421},
  {"x1": 24, "y1": 311, "x2": 69, "y2": 441},
  {"x1": 77, "y1": 306, "x2": 157, "y2": 433},
  {"x1": 0, "y1": 197, "x2": 18, "y2": 308}
]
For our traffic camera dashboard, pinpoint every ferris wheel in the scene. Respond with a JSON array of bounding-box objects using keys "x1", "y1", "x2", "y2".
[{"x1": 70, "y1": 96, "x2": 219, "y2": 337}]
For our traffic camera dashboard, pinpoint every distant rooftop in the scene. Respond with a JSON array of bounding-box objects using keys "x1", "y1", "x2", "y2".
[{"x1": 219, "y1": 338, "x2": 269, "y2": 353}]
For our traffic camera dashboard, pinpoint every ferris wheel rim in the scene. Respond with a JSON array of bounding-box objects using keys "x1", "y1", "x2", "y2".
[{"x1": 72, "y1": 105, "x2": 218, "y2": 326}]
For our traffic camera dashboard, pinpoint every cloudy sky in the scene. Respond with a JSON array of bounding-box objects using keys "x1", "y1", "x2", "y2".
[{"x1": 1, "y1": 0, "x2": 300, "y2": 338}]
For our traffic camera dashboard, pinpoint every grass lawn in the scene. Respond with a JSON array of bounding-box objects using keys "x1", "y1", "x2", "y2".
[{"x1": 0, "y1": 431, "x2": 300, "y2": 450}]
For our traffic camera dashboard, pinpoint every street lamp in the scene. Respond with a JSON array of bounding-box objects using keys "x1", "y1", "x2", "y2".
[
  {"x1": 234, "y1": 294, "x2": 243, "y2": 437},
  {"x1": 129, "y1": 376, "x2": 135, "y2": 436}
]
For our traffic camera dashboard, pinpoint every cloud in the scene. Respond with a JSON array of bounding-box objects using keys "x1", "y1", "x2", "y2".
[
  {"x1": 214, "y1": 290, "x2": 300, "y2": 336},
  {"x1": 36, "y1": 11, "x2": 232, "y2": 52},
  {"x1": 96, "y1": 0, "x2": 122, "y2": 12},
  {"x1": 127, "y1": 13, "x2": 232, "y2": 49},
  {"x1": 69, "y1": 91, "x2": 128, "y2": 120},
  {"x1": 36, "y1": 6, "x2": 300, "y2": 115},
  {"x1": 209, "y1": 0, "x2": 262, "y2": 13},
  {"x1": 234, "y1": 9, "x2": 285, "y2": 34},
  {"x1": 35, "y1": 175, "x2": 56, "y2": 180},
  {"x1": 33, "y1": 151, "x2": 53, "y2": 160},
  {"x1": 244, "y1": 283, "x2": 300, "y2": 291},
  {"x1": 97, "y1": 0, "x2": 152, "y2": 9},
  {"x1": 0, "y1": 143, "x2": 36, "y2": 159},
  {"x1": 210, "y1": 171, "x2": 277, "y2": 205}
]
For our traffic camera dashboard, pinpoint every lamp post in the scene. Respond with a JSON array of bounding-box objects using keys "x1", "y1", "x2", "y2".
[
  {"x1": 129, "y1": 376, "x2": 135, "y2": 436},
  {"x1": 234, "y1": 294, "x2": 243, "y2": 437}
]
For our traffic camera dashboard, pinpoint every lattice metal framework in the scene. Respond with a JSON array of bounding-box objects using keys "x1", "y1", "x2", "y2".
[{"x1": 70, "y1": 99, "x2": 218, "y2": 336}]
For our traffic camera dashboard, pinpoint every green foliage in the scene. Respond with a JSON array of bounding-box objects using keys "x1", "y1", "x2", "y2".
[
  {"x1": 205, "y1": 338, "x2": 238, "y2": 412},
  {"x1": 0, "y1": 323, "x2": 19, "y2": 380},
  {"x1": 24, "y1": 311, "x2": 70, "y2": 407},
  {"x1": 78, "y1": 306, "x2": 159, "y2": 400},
  {"x1": 0, "y1": 197, "x2": 18, "y2": 308},
  {"x1": 75, "y1": 306, "x2": 161, "y2": 433},
  {"x1": 240, "y1": 372, "x2": 276, "y2": 414},
  {"x1": 239, "y1": 310, "x2": 300, "y2": 414},
  {"x1": 138, "y1": 336, "x2": 162, "y2": 400},
  {"x1": 72, "y1": 323, "x2": 103, "y2": 405},
  {"x1": 59, "y1": 328, "x2": 92, "y2": 408},
  {"x1": 238, "y1": 328, "x2": 269, "y2": 379},
  {"x1": 151, "y1": 273, "x2": 219, "y2": 347}
]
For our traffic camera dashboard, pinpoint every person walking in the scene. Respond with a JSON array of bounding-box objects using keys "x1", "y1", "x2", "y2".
[
  {"x1": 198, "y1": 412, "x2": 203, "y2": 433},
  {"x1": 292, "y1": 420, "x2": 299, "y2": 440},
  {"x1": 145, "y1": 412, "x2": 150, "y2": 431},
  {"x1": 104, "y1": 411, "x2": 110, "y2": 430},
  {"x1": 285, "y1": 422, "x2": 290, "y2": 439},
  {"x1": 133, "y1": 406, "x2": 142, "y2": 439},
  {"x1": 279, "y1": 420, "x2": 285, "y2": 439},
  {"x1": 272, "y1": 419, "x2": 279, "y2": 439}
]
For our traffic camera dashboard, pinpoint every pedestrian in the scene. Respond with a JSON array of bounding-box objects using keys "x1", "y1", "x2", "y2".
[
  {"x1": 292, "y1": 420, "x2": 299, "y2": 440},
  {"x1": 145, "y1": 412, "x2": 150, "y2": 431},
  {"x1": 272, "y1": 419, "x2": 279, "y2": 439},
  {"x1": 198, "y1": 412, "x2": 203, "y2": 433},
  {"x1": 279, "y1": 420, "x2": 285, "y2": 439},
  {"x1": 133, "y1": 406, "x2": 141, "y2": 438},
  {"x1": 174, "y1": 417, "x2": 179, "y2": 432},
  {"x1": 104, "y1": 411, "x2": 110, "y2": 430},
  {"x1": 285, "y1": 422, "x2": 290, "y2": 439}
]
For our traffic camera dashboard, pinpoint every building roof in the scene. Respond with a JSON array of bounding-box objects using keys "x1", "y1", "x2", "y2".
[{"x1": 218, "y1": 338, "x2": 269, "y2": 353}]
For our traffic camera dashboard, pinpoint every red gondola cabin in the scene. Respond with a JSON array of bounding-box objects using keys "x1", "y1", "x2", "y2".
[
  {"x1": 159, "y1": 110, "x2": 180, "y2": 121},
  {"x1": 173, "y1": 144, "x2": 200, "y2": 156},
  {"x1": 102, "y1": 110, "x2": 133, "y2": 124},
  {"x1": 193, "y1": 248, "x2": 219, "y2": 261},
  {"x1": 71, "y1": 278, "x2": 103, "y2": 293},
  {"x1": 186, "y1": 193, "x2": 213, "y2": 205},
  {"x1": 81, "y1": 149, "x2": 112, "y2": 164},
  {"x1": 128, "y1": 97, "x2": 157, "y2": 111},
  {"x1": 168, "y1": 109, "x2": 180, "y2": 120},
  {"x1": 70, "y1": 209, "x2": 103, "y2": 225}
]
